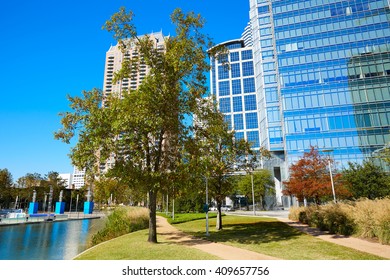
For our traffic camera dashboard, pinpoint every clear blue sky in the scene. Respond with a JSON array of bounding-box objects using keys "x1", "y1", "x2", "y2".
[{"x1": 0, "y1": 0, "x2": 249, "y2": 181}]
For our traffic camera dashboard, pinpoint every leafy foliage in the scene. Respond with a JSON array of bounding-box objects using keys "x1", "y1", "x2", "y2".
[
  {"x1": 283, "y1": 146, "x2": 348, "y2": 204},
  {"x1": 341, "y1": 160, "x2": 390, "y2": 199}
]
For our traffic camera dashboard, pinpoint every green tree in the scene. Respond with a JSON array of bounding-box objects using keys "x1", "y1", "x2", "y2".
[
  {"x1": 0, "y1": 168, "x2": 13, "y2": 188},
  {"x1": 190, "y1": 99, "x2": 255, "y2": 230},
  {"x1": 55, "y1": 8, "x2": 215, "y2": 243},
  {"x1": 237, "y1": 169, "x2": 275, "y2": 210},
  {"x1": 342, "y1": 160, "x2": 390, "y2": 199},
  {"x1": 283, "y1": 146, "x2": 348, "y2": 204},
  {"x1": 94, "y1": 177, "x2": 133, "y2": 206},
  {"x1": 0, "y1": 168, "x2": 13, "y2": 208}
]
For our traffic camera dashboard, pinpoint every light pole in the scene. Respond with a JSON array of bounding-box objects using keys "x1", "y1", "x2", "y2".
[
  {"x1": 250, "y1": 171, "x2": 256, "y2": 216},
  {"x1": 323, "y1": 149, "x2": 336, "y2": 203}
]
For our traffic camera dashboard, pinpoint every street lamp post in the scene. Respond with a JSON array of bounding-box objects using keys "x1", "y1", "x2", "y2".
[
  {"x1": 328, "y1": 160, "x2": 336, "y2": 203},
  {"x1": 323, "y1": 149, "x2": 337, "y2": 203}
]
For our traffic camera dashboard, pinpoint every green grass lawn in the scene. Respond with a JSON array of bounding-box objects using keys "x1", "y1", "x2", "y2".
[
  {"x1": 173, "y1": 215, "x2": 386, "y2": 260},
  {"x1": 75, "y1": 213, "x2": 386, "y2": 260},
  {"x1": 75, "y1": 228, "x2": 220, "y2": 260}
]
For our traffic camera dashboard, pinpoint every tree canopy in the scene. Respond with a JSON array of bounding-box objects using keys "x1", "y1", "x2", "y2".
[
  {"x1": 55, "y1": 8, "x2": 221, "y2": 242},
  {"x1": 342, "y1": 160, "x2": 390, "y2": 199}
]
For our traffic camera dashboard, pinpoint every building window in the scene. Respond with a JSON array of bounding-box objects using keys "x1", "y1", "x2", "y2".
[
  {"x1": 218, "y1": 65, "x2": 229, "y2": 80},
  {"x1": 247, "y1": 131, "x2": 260, "y2": 148},
  {"x1": 258, "y1": 16, "x2": 271, "y2": 25},
  {"x1": 242, "y1": 61, "x2": 254, "y2": 76},
  {"x1": 232, "y1": 79, "x2": 242, "y2": 94},
  {"x1": 246, "y1": 112, "x2": 258, "y2": 129},
  {"x1": 233, "y1": 96, "x2": 243, "y2": 112},
  {"x1": 263, "y1": 62, "x2": 275, "y2": 72},
  {"x1": 260, "y1": 27, "x2": 272, "y2": 36},
  {"x1": 243, "y1": 78, "x2": 255, "y2": 93},
  {"x1": 267, "y1": 106, "x2": 281, "y2": 122},
  {"x1": 241, "y1": 50, "x2": 253, "y2": 60},
  {"x1": 230, "y1": 52, "x2": 239, "y2": 62},
  {"x1": 264, "y1": 74, "x2": 276, "y2": 84},
  {"x1": 262, "y1": 50, "x2": 274, "y2": 59},
  {"x1": 231, "y1": 63, "x2": 241, "y2": 78},
  {"x1": 244, "y1": 95, "x2": 257, "y2": 111},
  {"x1": 265, "y1": 87, "x2": 278, "y2": 102},
  {"x1": 218, "y1": 53, "x2": 228, "y2": 64},
  {"x1": 235, "y1": 131, "x2": 244, "y2": 141},
  {"x1": 234, "y1": 114, "x2": 244, "y2": 130},
  {"x1": 260, "y1": 39, "x2": 273, "y2": 48},
  {"x1": 218, "y1": 81, "x2": 230, "y2": 96},
  {"x1": 219, "y1": 98, "x2": 231, "y2": 113},
  {"x1": 258, "y1": 5, "x2": 269, "y2": 15},
  {"x1": 269, "y1": 127, "x2": 283, "y2": 144}
]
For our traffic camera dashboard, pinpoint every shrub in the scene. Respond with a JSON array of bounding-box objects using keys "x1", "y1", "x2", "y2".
[
  {"x1": 288, "y1": 206, "x2": 304, "y2": 221},
  {"x1": 353, "y1": 198, "x2": 390, "y2": 244},
  {"x1": 91, "y1": 206, "x2": 149, "y2": 246},
  {"x1": 288, "y1": 198, "x2": 390, "y2": 244},
  {"x1": 320, "y1": 203, "x2": 354, "y2": 235}
]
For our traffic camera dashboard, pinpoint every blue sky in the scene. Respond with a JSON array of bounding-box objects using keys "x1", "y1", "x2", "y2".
[{"x1": 0, "y1": 0, "x2": 249, "y2": 181}]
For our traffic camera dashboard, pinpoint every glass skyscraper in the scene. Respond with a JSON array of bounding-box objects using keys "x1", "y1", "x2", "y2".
[{"x1": 210, "y1": 0, "x2": 390, "y2": 207}]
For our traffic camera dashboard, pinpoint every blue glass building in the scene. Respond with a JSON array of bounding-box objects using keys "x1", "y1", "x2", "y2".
[{"x1": 210, "y1": 0, "x2": 390, "y2": 207}]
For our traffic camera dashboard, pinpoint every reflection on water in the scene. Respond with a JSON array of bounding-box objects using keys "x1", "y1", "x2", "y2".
[{"x1": 0, "y1": 218, "x2": 105, "y2": 260}]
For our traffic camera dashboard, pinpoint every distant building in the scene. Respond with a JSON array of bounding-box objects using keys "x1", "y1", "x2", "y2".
[
  {"x1": 58, "y1": 173, "x2": 72, "y2": 189},
  {"x1": 72, "y1": 167, "x2": 85, "y2": 189}
]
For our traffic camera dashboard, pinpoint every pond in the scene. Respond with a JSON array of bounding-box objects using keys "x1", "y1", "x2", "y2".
[{"x1": 0, "y1": 218, "x2": 105, "y2": 260}]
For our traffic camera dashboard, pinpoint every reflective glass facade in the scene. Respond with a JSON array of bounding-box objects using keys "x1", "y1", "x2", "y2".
[
  {"x1": 211, "y1": 0, "x2": 390, "y2": 207},
  {"x1": 210, "y1": 40, "x2": 261, "y2": 150}
]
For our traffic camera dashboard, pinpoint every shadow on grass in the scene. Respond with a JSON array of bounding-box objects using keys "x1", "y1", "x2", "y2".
[{"x1": 188, "y1": 220, "x2": 305, "y2": 245}]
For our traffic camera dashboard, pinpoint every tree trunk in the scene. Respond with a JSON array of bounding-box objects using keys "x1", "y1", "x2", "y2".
[
  {"x1": 148, "y1": 189, "x2": 158, "y2": 243},
  {"x1": 216, "y1": 200, "x2": 223, "y2": 230}
]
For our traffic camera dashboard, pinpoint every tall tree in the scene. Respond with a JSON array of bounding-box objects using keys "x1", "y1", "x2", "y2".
[
  {"x1": 55, "y1": 8, "x2": 215, "y2": 243},
  {"x1": 283, "y1": 146, "x2": 347, "y2": 204},
  {"x1": 190, "y1": 98, "x2": 255, "y2": 230},
  {"x1": 342, "y1": 160, "x2": 390, "y2": 199}
]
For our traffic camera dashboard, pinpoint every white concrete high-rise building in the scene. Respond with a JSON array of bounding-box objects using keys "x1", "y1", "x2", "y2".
[
  {"x1": 59, "y1": 173, "x2": 72, "y2": 189},
  {"x1": 72, "y1": 166, "x2": 85, "y2": 189}
]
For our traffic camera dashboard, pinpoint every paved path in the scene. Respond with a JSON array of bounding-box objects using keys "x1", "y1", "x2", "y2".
[{"x1": 156, "y1": 216, "x2": 279, "y2": 260}]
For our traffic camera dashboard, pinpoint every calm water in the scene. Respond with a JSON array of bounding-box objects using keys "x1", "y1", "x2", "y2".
[{"x1": 0, "y1": 219, "x2": 105, "y2": 260}]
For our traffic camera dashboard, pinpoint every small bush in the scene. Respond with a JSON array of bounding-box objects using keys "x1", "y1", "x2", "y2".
[
  {"x1": 91, "y1": 206, "x2": 149, "y2": 246},
  {"x1": 320, "y1": 203, "x2": 354, "y2": 235}
]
